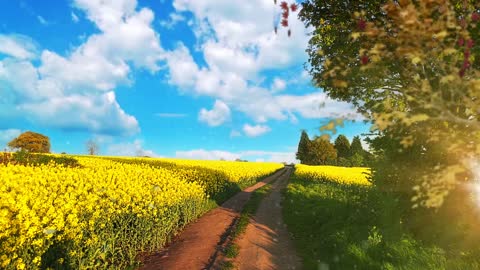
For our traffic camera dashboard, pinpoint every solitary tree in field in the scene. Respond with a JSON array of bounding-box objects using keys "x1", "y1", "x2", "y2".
[
  {"x1": 86, "y1": 140, "x2": 99, "y2": 155},
  {"x1": 8, "y1": 131, "x2": 50, "y2": 153}
]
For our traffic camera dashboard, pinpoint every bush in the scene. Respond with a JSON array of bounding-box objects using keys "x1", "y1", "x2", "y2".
[{"x1": 0, "y1": 151, "x2": 80, "y2": 167}]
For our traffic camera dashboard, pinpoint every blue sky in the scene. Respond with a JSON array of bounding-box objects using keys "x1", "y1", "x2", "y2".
[{"x1": 0, "y1": 0, "x2": 370, "y2": 163}]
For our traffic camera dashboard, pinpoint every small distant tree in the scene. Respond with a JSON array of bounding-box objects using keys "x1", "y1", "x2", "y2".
[
  {"x1": 86, "y1": 140, "x2": 99, "y2": 155},
  {"x1": 296, "y1": 130, "x2": 312, "y2": 164},
  {"x1": 8, "y1": 131, "x2": 50, "y2": 153},
  {"x1": 334, "y1": 134, "x2": 351, "y2": 159},
  {"x1": 309, "y1": 137, "x2": 337, "y2": 165}
]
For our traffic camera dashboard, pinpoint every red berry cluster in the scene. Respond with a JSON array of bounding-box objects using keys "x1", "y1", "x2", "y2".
[
  {"x1": 357, "y1": 18, "x2": 368, "y2": 65},
  {"x1": 360, "y1": 55, "x2": 369, "y2": 65},
  {"x1": 459, "y1": 38, "x2": 475, "y2": 77},
  {"x1": 357, "y1": 19, "x2": 366, "y2": 31},
  {"x1": 277, "y1": 1, "x2": 299, "y2": 37}
]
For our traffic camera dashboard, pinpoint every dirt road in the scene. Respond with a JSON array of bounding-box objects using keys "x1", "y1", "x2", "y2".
[
  {"x1": 138, "y1": 168, "x2": 287, "y2": 270},
  {"x1": 234, "y1": 166, "x2": 302, "y2": 270}
]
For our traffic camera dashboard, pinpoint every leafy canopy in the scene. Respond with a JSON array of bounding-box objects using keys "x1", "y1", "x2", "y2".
[
  {"x1": 300, "y1": 0, "x2": 480, "y2": 208},
  {"x1": 8, "y1": 131, "x2": 50, "y2": 153}
]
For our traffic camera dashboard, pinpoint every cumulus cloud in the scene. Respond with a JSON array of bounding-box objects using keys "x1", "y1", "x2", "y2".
[
  {"x1": 272, "y1": 77, "x2": 286, "y2": 92},
  {"x1": 0, "y1": 34, "x2": 38, "y2": 60},
  {"x1": 175, "y1": 148, "x2": 298, "y2": 163},
  {"x1": 19, "y1": 92, "x2": 139, "y2": 135},
  {"x1": 0, "y1": 0, "x2": 165, "y2": 135},
  {"x1": 160, "y1": 12, "x2": 185, "y2": 29},
  {"x1": 164, "y1": 0, "x2": 360, "y2": 125},
  {"x1": 176, "y1": 149, "x2": 240, "y2": 160},
  {"x1": 243, "y1": 124, "x2": 271, "y2": 137},
  {"x1": 106, "y1": 139, "x2": 158, "y2": 157},
  {"x1": 198, "y1": 100, "x2": 231, "y2": 126}
]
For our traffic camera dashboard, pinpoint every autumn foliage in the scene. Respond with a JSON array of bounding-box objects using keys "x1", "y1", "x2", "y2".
[{"x1": 8, "y1": 131, "x2": 51, "y2": 153}]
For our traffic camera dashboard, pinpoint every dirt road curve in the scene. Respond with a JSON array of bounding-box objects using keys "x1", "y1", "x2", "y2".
[
  {"x1": 234, "y1": 166, "x2": 302, "y2": 270},
  {"x1": 138, "y1": 168, "x2": 287, "y2": 270}
]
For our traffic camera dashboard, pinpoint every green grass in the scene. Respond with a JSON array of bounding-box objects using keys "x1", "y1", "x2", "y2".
[
  {"x1": 225, "y1": 243, "x2": 240, "y2": 258},
  {"x1": 220, "y1": 260, "x2": 235, "y2": 270},
  {"x1": 283, "y1": 175, "x2": 480, "y2": 270}
]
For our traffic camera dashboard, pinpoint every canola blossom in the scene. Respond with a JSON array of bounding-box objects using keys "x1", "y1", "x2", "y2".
[
  {"x1": 0, "y1": 156, "x2": 283, "y2": 269},
  {"x1": 294, "y1": 164, "x2": 371, "y2": 185}
]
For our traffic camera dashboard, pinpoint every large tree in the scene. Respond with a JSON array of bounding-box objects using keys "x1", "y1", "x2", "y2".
[
  {"x1": 8, "y1": 131, "x2": 50, "y2": 153},
  {"x1": 350, "y1": 136, "x2": 364, "y2": 156},
  {"x1": 299, "y1": 0, "x2": 480, "y2": 208},
  {"x1": 309, "y1": 137, "x2": 337, "y2": 165},
  {"x1": 334, "y1": 134, "x2": 351, "y2": 159},
  {"x1": 296, "y1": 130, "x2": 312, "y2": 164}
]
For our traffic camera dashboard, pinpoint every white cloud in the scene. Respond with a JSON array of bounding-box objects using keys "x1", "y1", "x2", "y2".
[
  {"x1": 164, "y1": 1, "x2": 360, "y2": 125},
  {"x1": 165, "y1": 44, "x2": 199, "y2": 89},
  {"x1": 19, "y1": 92, "x2": 139, "y2": 135},
  {"x1": 243, "y1": 124, "x2": 271, "y2": 137},
  {"x1": 156, "y1": 113, "x2": 187, "y2": 118},
  {"x1": 160, "y1": 12, "x2": 185, "y2": 29},
  {"x1": 198, "y1": 100, "x2": 231, "y2": 127},
  {"x1": 176, "y1": 149, "x2": 240, "y2": 160},
  {"x1": 272, "y1": 77, "x2": 286, "y2": 92},
  {"x1": 107, "y1": 139, "x2": 158, "y2": 157},
  {"x1": 175, "y1": 148, "x2": 298, "y2": 163},
  {"x1": 71, "y1": 12, "x2": 80, "y2": 23},
  {"x1": 0, "y1": 0, "x2": 165, "y2": 135},
  {"x1": 0, "y1": 129, "x2": 22, "y2": 149},
  {"x1": 0, "y1": 34, "x2": 37, "y2": 60}
]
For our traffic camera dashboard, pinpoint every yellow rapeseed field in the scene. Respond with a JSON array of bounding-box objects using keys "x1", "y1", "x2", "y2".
[
  {"x1": 0, "y1": 156, "x2": 282, "y2": 269},
  {"x1": 294, "y1": 164, "x2": 371, "y2": 185}
]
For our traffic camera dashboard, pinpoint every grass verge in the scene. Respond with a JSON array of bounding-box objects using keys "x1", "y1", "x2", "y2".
[{"x1": 283, "y1": 175, "x2": 480, "y2": 270}]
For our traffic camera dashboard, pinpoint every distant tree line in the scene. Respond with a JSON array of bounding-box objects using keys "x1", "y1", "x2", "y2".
[{"x1": 296, "y1": 130, "x2": 372, "y2": 167}]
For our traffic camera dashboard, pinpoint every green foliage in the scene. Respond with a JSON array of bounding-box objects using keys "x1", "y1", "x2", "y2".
[
  {"x1": 334, "y1": 135, "x2": 351, "y2": 159},
  {"x1": 8, "y1": 131, "x2": 50, "y2": 153},
  {"x1": 283, "y1": 170, "x2": 480, "y2": 269},
  {"x1": 350, "y1": 136, "x2": 363, "y2": 156},
  {"x1": 224, "y1": 243, "x2": 240, "y2": 258},
  {"x1": 0, "y1": 151, "x2": 80, "y2": 167},
  {"x1": 296, "y1": 130, "x2": 311, "y2": 164},
  {"x1": 309, "y1": 137, "x2": 337, "y2": 165},
  {"x1": 336, "y1": 157, "x2": 352, "y2": 167},
  {"x1": 296, "y1": 131, "x2": 371, "y2": 166},
  {"x1": 300, "y1": 0, "x2": 480, "y2": 209},
  {"x1": 349, "y1": 152, "x2": 364, "y2": 167}
]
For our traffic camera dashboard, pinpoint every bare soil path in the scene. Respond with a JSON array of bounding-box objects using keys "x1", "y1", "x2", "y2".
[
  {"x1": 138, "y1": 168, "x2": 287, "y2": 270},
  {"x1": 234, "y1": 166, "x2": 302, "y2": 270}
]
